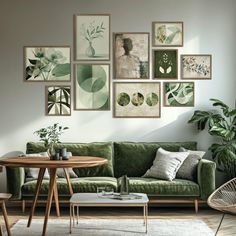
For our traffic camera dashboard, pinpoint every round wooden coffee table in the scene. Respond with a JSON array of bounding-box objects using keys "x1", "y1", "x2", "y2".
[{"x1": 0, "y1": 156, "x2": 108, "y2": 236}]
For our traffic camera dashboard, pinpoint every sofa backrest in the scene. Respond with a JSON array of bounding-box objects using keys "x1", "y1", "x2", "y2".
[
  {"x1": 26, "y1": 142, "x2": 114, "y2": 177},
  {"x1": 113, "y1": 142, "x2": 197, "y2": 178}
]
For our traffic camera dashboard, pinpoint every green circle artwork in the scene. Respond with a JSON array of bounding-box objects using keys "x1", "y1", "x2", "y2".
[
  {"x1": 131, "y1": 93, "x2": 144, "y2": 106},
  {"x1": 117, "y1": 92, "x2": 130, "y2": 106},
  {"x1": 146, "y1": 93, "x2": 159, "y2": 106},
  {"x1": 76, "y1": 64, "x2": 109, "y2": 109}
]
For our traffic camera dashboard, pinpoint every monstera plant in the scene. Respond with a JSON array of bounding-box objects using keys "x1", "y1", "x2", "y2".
[{"x1": 188, "y1": 99, "x2": 236, "y2": 178}]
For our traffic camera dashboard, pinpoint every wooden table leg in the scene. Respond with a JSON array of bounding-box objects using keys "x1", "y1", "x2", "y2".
[
  {"x1": 63, "y1": 168, "x2": 74, "y2": 196},
  {"x1": 1, "y1": 201, "x2": 11, "y2": 236},
  {"x1": 53, "y1": 176, "x2": 60, "y2": 217},
  {"x1": 42, "y1": 168, "x2": 57, "y2": 236},
  {"x1": 27, "y1": 168, "x2": 46, "y2": 227}
]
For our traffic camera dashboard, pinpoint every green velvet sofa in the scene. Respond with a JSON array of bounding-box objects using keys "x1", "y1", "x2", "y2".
[{"x1": 6, "y1": 141, "x2": 216, "y2": 212}]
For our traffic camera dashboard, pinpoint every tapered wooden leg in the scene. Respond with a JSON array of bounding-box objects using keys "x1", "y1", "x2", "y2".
[
  {"x1": 53, "y1": 177, "x2": 60, "y2": 217},
  {"x1": 22, "y1": 200, "x2": 25, "y2": 213},
  {"x1": 42, "y1": 168, "x2": 57, "y2": 236},
  {"x1": 194, "y1": 199, "x2": 198, "y2": 213},
  {"x1": 63, "y1": 168, "x2": 74, "y2": 196},
  {"x1": 27, "y1": 168, "x2": 46, "y2": 227},
  {"x1": 2, "y1": 201, "x2": 11, "y2": 236}
]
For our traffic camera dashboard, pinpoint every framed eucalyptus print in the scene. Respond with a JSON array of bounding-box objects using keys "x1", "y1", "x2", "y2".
[
  {"x1": 74, "y1": 14, "x2": 110, "y2": 61},
  {"x1": 74, "y1": 64, "x2": 110, "y2": 110},
  {"x1": 113, "y1": 82, "x2": 161, "y2": 118},
  {"x1": 24, "y1": 46, "x2": 71, "y2": 82},
  {"x1": 113, "y1": 33, "x2": 149, "y2": 79},
  {"x1": 163, "y1": 82, "x2": 194, "y2": 107},
  {"x1": 181, "y1": 54, "x2": 212, "y2": 80},
  {"x1": 46, "y1": 86, "x2": 71, "y2": 116},
  {"x1": 152, "y1": 22, "x2": 183, "y2": 47},
  {"x1": 153, "y1": 49, "x2": 178, "y2": 80}
]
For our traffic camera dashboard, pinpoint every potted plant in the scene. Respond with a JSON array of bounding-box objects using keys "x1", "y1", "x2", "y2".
[
  {"x1": 34, "y1": 123, "x2": 69, "y2": 159},
  {"x1": 188, "y1": 99, "x2": 236, "y2": 179}
]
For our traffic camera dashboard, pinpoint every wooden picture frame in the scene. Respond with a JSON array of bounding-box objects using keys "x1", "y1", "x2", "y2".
[
  {"x1": 113, "y1": 32, "x2": 150, "y2": 79},
  {"x1": 163, "y1": 82, "x2": 195, "y2": 107},
  {"x1": 74, "y1": 14, "x2": 110, "y2": 61},
  {"x1": 24, "y1": 46, "x2": 71, "y2": 82},
  {"x1": 113, "y1": 82, "x2": 161, "y2": 118},
  {"x1": 181, "y1": 54, "x2": 212, "y2": 80},
  {"x1": 152, "y1": 21, "x2": 183, "y2": 47},
  {"x1": 153, "y1": 49, "x2": 178, "y2": 80},
  {"x1": 45, "y1": 86, "x2": 71, "y2": 116},
  {"x1": 74, "y1": 63, "x2": 110, "y2": 111}
]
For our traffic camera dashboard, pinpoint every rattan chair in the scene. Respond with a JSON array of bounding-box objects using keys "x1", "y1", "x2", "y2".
[{"x1": 207, "y1": 177, "x2": 236, "y2": 214}]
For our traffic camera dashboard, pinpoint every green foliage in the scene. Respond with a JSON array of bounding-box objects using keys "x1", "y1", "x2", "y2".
[
  {"x1": 34, "y1": 123, "x2": 69, "y2": 149},
  {"x1": 188, "y1": 99, "x2": 236, "y2": 178}
]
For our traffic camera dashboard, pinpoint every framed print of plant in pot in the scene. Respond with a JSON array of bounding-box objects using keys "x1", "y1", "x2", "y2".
[
  {"x1": 74, "y1": 64, "x2": 110, "y2": 110},
  {"x1": 46, "y1": 86, "x2": 71, "y2": 116},
  {"x1": 113, "y1": 82, "x2": 161, "y2": 118},
  {"x1": 74, "y1": 14, "x2": 110, "y2": 61},
  {"x1": 163, "y1": 82, "x2": 194, "y2": 107},
  {"x1": 113, "y1": 33, "x2": 149, "y2": 79},
  {"x1": 24, "y1": 46, "x2": 71, "y2": 82},
  {"x1": 152, "y1": 22, "x2": 183, "y2": 47},
  {"x1": 153, "y1": 49, "x2": 178, "y2": 80},
  {"x1": 181, "y1": 54, "x2": 212, "y2": 80}
]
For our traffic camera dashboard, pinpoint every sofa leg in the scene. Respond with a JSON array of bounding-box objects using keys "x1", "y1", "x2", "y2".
[
  {"x1": 22, "y1": 200, "x2": 25, "y2": 213},
  {"x1": 194, "y1": 199, "x2": 198, "y2": 213}
]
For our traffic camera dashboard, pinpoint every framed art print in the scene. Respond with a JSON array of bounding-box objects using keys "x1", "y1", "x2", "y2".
[
  {"x1": 113, "y1": 33, "x2": 149, "y2": 79},
  {"x1": 113, "y1": 82, "x2": 160, "y2": 118},
  {"x1": 181, "y1": 54, "x2": 212, "y2": 80},
  {"x1": 24, "y1": 46, "x2": 71, "y2": 82},
  {"x1": 74, "y1": 14, "x2": 110, "y2": 61},
  {"x1": 74, "y1": 64, "x2": 110, "y2": 110},
  {"x1": 46, "y1": 86, "x2": 71, "y2": 116},
  {"x1": 153, "y1": 49, "x2": 178, "y2": 80},
  {"x1": 152, "y1": 22, "x2": 183, "y2": 47},
  {"x1": 163, "y1": 82, "x2": 194, "y2": 107}
]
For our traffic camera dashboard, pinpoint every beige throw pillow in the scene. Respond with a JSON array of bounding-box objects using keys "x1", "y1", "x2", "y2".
[{"x1": 143, "y1": 148, "x2": 189, "y2": 181}]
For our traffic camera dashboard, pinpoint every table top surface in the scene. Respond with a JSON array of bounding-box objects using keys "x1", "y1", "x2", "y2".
[
  {"x1": 0, "y1": 156, "x2": 108, "y2": 168},
  {"x1": 70, "y1": 193, "x2": 149, "y2": 204}
]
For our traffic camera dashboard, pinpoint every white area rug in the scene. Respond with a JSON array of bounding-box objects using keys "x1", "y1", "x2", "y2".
[{"x1": 9, "y1": 219, "x2": 214, "y2": 236}]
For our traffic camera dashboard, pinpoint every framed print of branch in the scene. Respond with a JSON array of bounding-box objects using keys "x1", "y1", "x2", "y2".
[
  {"x1": 24, "y1": 46, "x2": 71, "y2": 82},
  {"x1": 113, "y1": 82, "x2": 160, "y2": 118},
  {"x1": 181, "y1": 54, "x2": 212, "y2": 80},
  {"x1": 74, "y1": 63, "x2": 110, "y2": 110},
  {"x1": 163, "y1": 82, "x2": 194, "y2": 107},
  {"x1": 46, "y1": 86, "x2": 71, "y2": 116},
  {"x1": 113, "y1": 33, "x2": 149, "y2": 79},
  {"x1": 153, "y1": 49, "x2": 178, "y2": 80},
  {"x1": 152, "y1": 22, "x2": 183, "y2": 47},
  {"x1": 74, "y1": 14, "x2": 110, "y2": 61}
]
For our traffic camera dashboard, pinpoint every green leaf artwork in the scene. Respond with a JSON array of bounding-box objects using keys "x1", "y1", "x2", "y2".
[
  {"x1": 164, "y1": 82, "x2": 194, "y2": 107},
  {"x1": 46, "y1": 86, "x2": 71, "y2": 116},
  {"x1": 153, "y1": 22, "x2": 183, "y2": 46},
  {"x1": 153, "y1": 50, "x2": 178, "y2": 79},
  {"x1": 75, "y1": 64, "x2": 110, "y2": 110},
  {"x1": 24, "y1": 47, "x2": 70, "y2": 81}
]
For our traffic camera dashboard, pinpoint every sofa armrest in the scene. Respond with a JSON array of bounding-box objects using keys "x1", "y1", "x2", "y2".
[
  {"x1": 197, "y1": 159, "x2": 216, "y2": 200},
  {"x1": 6, "y1": 167, "x2": 25, "y2": 200}
]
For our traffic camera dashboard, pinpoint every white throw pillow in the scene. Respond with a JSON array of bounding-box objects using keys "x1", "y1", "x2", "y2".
[
  {"x1": 25, "y1": 152, "x2": 50, "y2": 179},
  {"x1": 143, "y1": 147, "x2": 189, "y2": 181}
]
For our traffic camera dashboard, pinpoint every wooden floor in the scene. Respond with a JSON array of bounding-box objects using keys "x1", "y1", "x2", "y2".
[{"x1": 0, "y1": 205, "x2": 236, "y2": 235}]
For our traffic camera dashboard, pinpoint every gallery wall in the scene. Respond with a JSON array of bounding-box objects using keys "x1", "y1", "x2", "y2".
[{"x1": 0, "y1": 0, "x2": 236, "y2": 191}]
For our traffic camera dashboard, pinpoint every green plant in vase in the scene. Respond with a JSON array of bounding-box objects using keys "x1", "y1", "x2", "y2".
[
  {"x1": 188, "y1": 99, "x2": 236, "y2": 179},
  {"x1": 34, "y1": 123, "x2": 69, "y2": 159},
  {"x1": 80, "y1": 21, "x2": 105, "y2": 57}
]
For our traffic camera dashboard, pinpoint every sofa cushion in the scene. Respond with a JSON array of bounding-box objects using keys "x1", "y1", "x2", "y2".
[
  {"x1": 26, "y1": 142, "x2": 114, "y2": 177},
  {"x1": 22, "y1": 177, "x2": 118, "y2": 196},
  {"x1": 113, "y1": 142, "x2": 197, "y2": 178},
  {"x1": 123, "y1": 177, "x2": 200, "y2": 197}
]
